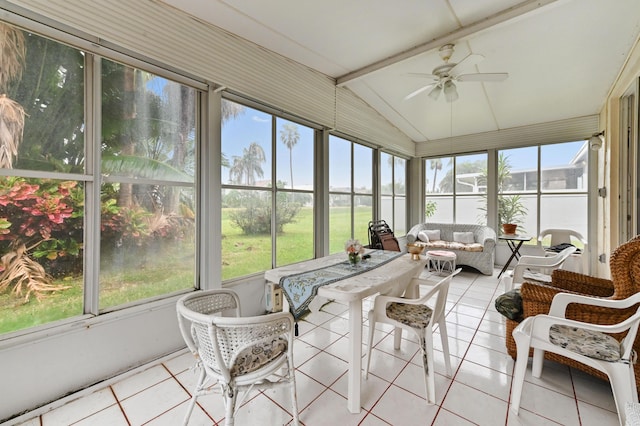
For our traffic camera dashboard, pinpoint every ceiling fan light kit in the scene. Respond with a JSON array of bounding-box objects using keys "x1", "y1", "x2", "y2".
[
  {"x1": 443, "y1": 80, "x2": 458, "y2": 102},
  {"x1": 404, "y1": 43, "x2": 508, "y2": 102},
  {"x1": 428, "y1": 85, "x2": 442, "y2": 100}
]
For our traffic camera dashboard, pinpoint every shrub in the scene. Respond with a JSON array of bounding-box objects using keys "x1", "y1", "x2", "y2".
[{"x1": 228, "y1": 191, "x2": 301, "y2": 234}]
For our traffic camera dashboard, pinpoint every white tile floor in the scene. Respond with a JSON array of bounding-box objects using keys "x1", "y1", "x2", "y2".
[{"x1": 12, "y1": 268, "x2": 621, "y2": 425}]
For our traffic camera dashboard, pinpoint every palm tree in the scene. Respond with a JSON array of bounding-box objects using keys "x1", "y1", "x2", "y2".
[
  {"x1": 0, "y1": 23, "x2": 27, "y2": 169},
  {"x1": 243, "y1": 142, "x2": 266, "y2": 185},
  {"x1": 228, "y1": 142, "x2": 266, "y2": 186},
  {"x1": 220, "y1": 99, "x2": 245, "y2": 176},
  {"x1": 229, "y1": 155, "x2": 246, "y2": 184},
  {"x1": 280, "y1": 123, "x2": 299, "y2": 189},
  {"x1": 429, "y1": 159, "x2": 443, "y2": 193},
  {"x1": 221, "y1": 99, "x2": 245, "y2": 125}
]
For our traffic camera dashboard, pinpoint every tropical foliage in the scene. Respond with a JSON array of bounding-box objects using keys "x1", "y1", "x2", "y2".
[
  {"x1": 222, "y1": 115, "x2": 305, "y2": 236},
  {"x1": 0, "y1": 23, "x2": 196, "y2": 306},
  {"x1": 0, "y1": 23, "x2": 26, "y2": 169},
  {"x1": 0, "y1": 178, "x2": 81, "y2": 300}
]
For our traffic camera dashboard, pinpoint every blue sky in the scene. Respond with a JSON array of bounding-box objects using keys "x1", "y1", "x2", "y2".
[
  {"x1": 503, "y1": 141, "x2": 586, "y2": 170},
  {"x1": 221, "y1": 100, "x2": 587, "y2": 189},
  {"x1": 221, "y1": 105, "x2": 315, "y2": 188}
]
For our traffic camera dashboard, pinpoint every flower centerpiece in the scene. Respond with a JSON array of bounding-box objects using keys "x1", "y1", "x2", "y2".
[{"x1": 345, "y1": 238, "x2": 365, "y2": 267}]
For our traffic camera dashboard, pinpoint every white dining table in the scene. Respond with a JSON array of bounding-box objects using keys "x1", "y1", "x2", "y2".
[{"x1": 265, "y1": 251, "x2": 428, "y2": 414}]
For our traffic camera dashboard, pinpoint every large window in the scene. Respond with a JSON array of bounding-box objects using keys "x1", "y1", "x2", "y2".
[
  {"x1": 499, "y1": 141, "x2": 588, "y2": 244},
  {"x1": 425, "y1": 143, "x2": 588, "y2": 242},
  {"x1": 380, "y1": 152, "x2": 407, "y2": 235},
  {"x1": 0, "y1": 22, "x2": 200, "y2": 335},
  {"x1": 99, "y1": 60, "x2": 197, "y2": 310},
  {"x1": 424, "y1": 153, "x2": 487, "y2": 225},
  {"x1": 328, "y1": 136, "x2": 373, "y2": 253},
  {"x1": 221, "y1": 101, "x2": 315, "y2": 280}
]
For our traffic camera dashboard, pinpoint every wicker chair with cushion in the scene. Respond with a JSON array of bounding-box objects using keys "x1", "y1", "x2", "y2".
[
  {"x1": 504, "y1": 236, "x2": 640, "y2": 394},
  {"x1": 177, "y1": 289, "x2": 299, "y2": 426}
]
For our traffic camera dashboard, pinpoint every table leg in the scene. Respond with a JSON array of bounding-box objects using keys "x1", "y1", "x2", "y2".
[
  {"x1": 347, "y1": 300, "x2": 362, "y2": 414},
  {"x1": 506, "y1": 240, "x2": 523, "y2": 261},
  {"x1": 498, "y1": 240, "x2": 525, "y2": 279}
]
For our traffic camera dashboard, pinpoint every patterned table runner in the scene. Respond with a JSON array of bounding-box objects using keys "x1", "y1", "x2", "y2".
[{"x1": 279, "y1": 250, "x2": 404, "y2": 321}]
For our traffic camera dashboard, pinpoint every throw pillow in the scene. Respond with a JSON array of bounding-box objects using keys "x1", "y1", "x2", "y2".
[
  {"x1": 453, "y1": 231, "x2": 475, "y2": 244},
  {"x1": 417, "y1": 230, "x2": 430, "y2": 242},
  {"x1": 495, "y1": 289, "x2": 523, "y2": 321},
  {"x1": 424, "y1": 229, "x2": 441, "y2": 241}
]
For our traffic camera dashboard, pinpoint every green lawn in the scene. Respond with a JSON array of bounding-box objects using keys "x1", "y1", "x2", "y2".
[
  {"x1": 0, "y1": 241, "x2": 194, "y2": 334},
  {"x1": 221, "y1": 206, "x2": 372, "y2": 279},
  {"x1": 1, "y1": 206, "x2": 372, "y2": 334}
]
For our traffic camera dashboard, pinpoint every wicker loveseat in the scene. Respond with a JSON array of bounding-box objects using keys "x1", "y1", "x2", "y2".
[
  {"x1": 504, "y1": 236, "x2": 640, "y2": 394},
  {"x1": 406, "y1": 222, "x2": 496, "y2": 275}
]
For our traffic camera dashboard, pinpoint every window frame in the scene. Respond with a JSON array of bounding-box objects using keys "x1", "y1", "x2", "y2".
[
  {"x1": 380, "y1": 151, "x2": 407, "y2": 235},
  {"x1": 424, "y1": 152, "x2": 488, "y2": 225},
  {"x1": 328, "y1": 135, "x2": 374, "y2": 252},
  {"x1": 220, "y1": 96, "x2": 318, "y2": 279},
  {"x1": 0, "y1": 18, "x2": 207, "y2": 336}
]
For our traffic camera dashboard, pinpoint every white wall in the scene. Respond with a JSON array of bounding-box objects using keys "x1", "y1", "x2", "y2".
[{"x1": 0, "y1": 299, "x2": 184, "y2": 421}]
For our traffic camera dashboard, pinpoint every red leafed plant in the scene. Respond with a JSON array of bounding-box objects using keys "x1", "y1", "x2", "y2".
[{"x1": 0, "y1": 177, "x2": 80, "y2": 301}]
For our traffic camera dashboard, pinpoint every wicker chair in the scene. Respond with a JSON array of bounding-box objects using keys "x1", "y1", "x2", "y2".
[
  {"x1": 177, "y1": 289, "x2": 299, "y2": 426},
  {"x1": 505, "y1": 236, "x2": 640, "y2": 394}
]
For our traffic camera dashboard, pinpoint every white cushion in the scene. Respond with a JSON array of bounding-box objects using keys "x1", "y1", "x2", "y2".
[
  {"x1": 417, "y1": 230, "x2": 430, "y2": 242},
  {"x1": 423, "y1": 229, "x2": 441, "y2": 241},
  {"x1": 453, "y1": 231, "x2": 475, "y2": 244}
]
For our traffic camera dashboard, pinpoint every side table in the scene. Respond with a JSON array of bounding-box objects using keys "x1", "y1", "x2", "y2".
[{"x1": 498, "y1": 234, "x2": 532, "y2": 278}]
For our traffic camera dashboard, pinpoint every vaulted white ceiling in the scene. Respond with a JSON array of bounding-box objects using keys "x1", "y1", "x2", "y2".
[{"x1": 159, "y1": 0, "x2": 640, "y2": 144}]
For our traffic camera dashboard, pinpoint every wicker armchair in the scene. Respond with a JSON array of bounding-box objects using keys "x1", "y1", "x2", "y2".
[
  {"x1": 505, "y1": 236, "x2": 640, "y2": 392},
  {"x1": 177, "y1": 289, "x2": 300, "y2": 426}
]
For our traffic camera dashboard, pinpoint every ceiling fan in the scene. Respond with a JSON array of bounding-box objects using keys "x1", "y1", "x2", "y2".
[{"x1": 404, "y1": 44, "x2": 508, "y2": 102}]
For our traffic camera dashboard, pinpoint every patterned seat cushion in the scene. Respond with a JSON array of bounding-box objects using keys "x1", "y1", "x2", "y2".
[
  {"x1": 414, "y1": 240, "x2": 484, "y2": 252},
  {"x1": 549, "y1": 324, "x2": 621, "y2": 362},
  {"x1": 495, "y1": 289, "x2": 523, "y2": 321},
  {"x1": 522, "y1": 270, "x2": 552, "y2": 283},
  {"x1": 386, "y1": 302, "x2": 433, "y2": 329},
  {"x1": 230, "y1": 337, "x2": 288, "y2": 376}
]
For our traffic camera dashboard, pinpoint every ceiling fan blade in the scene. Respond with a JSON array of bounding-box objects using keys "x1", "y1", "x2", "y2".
[
  {"x1": 449, "y1": 53, "x2": 484, "y2": 75},
  {"x1": 406, "y1": 72, "x2": 438, "y2": 80},
  {"x1": 456, "y1": 72, "x2": 509, "y2": 82},
  {"x1": 404, "y1": 83, "x2": 437, "y2": 100}
]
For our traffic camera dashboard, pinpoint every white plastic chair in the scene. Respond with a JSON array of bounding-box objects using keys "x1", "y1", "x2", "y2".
[
  {"x1": 502, "y1": 245, "x2": 577, "y2": 292},
  {"x1": 538, "y1": 228, "x2": 588, "y2": 273},
  {"x1": 364, "y1": 269, "x2": 461, "y2": 404},
  {"x1": 511, "y1": 292, "x2": 640, "y2": 425},
  {"x1": 538, "y1": 228, "x2": 586, "y2": 249},
  {"x1": 176, "y1": 289, "x2": 299, "y2": 426}
]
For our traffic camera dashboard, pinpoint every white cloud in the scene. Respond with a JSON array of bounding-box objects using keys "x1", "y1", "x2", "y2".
[{"x1": 252, "y1": 116, "x2": 269, "y2": 123}]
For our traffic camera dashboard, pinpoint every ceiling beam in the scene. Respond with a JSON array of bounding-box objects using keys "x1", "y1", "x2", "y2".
[{"x1": 336, "y1": 0, "x2": 559, "y2": 86}]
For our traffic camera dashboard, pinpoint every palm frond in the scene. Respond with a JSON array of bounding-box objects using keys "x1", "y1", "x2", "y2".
[
  {"x1": 0, "y1": 94, "x2": 26, "y2": 169},
  {"x1": 0, "y1": 23, "x2": 26, "y2": 90},
  {"x1": 0, "y1": 241, "x2": 69, "y2": 302},
  {"x1": 102, "y1": 154, "x2": 192, "y2": 182}
]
